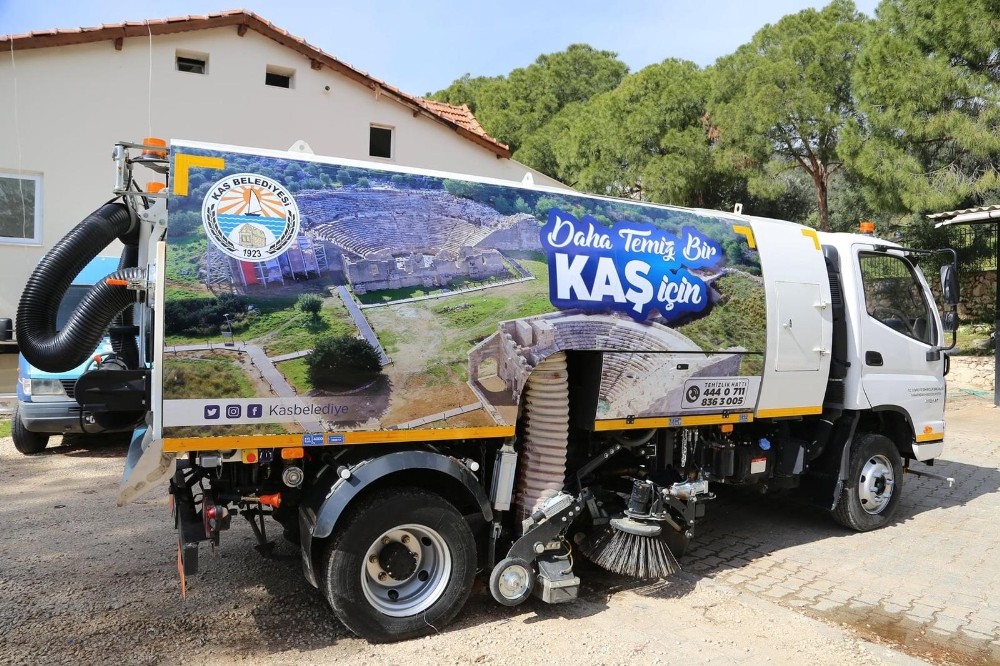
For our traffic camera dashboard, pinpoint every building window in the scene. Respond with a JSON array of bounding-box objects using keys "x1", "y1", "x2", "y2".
[
  {"x1": 176, "y1": 51, "x2": 208, "y2": 74},
  {"x1": 0, "y1": 171, "x2": 41, "y2": 244},
  {"x1": 370, "y1": 125, "x2": 393, "y2": 159},
  {"x1": 265, "y1": 65, "x2": 294, "y2": 88}
]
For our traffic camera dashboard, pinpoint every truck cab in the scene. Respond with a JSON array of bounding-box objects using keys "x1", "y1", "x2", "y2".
[{"x1": 13, "y1": 255, "x2": 131, "y2": 454}]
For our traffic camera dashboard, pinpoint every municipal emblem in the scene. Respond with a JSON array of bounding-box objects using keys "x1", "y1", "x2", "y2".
[{"x1": 201, "y1": 173, "x2": 300, "y2": 262}]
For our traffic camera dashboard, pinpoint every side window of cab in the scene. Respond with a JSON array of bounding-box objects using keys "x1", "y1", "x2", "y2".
[{"x1": 859, "y1": 253, "x2": 937, "y2": 345}]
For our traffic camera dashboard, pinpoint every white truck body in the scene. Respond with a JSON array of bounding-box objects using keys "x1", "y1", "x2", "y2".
[{"x1": 16, "y1": 139, "x2": 958, "y2": 642}]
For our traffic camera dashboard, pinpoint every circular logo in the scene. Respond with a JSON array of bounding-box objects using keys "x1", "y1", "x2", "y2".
[
  {"x1": 685, "y1": 385, "x2": 701, "y2": 403},
  {"x1": 201, "y1": 173, "x2": 300, "y2": 263}
]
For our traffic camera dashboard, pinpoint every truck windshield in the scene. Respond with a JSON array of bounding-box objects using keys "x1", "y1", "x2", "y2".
[{"x1": 55, "y1": 285, "x2": 91, "y2": 331}]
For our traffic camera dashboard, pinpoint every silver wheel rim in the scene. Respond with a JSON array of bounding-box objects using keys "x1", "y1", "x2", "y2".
[
  {"x1": 497, "y1": 563, "x2": 531, "y2": 601},
  {"x1": 858, "y1": 454, "x2": 895, "y2": 515},
  {"x1": 361, "y1": 523, "x2": 451, "y2": 617}
]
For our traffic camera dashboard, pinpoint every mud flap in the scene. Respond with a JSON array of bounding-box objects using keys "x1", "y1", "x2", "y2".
[{"x1": 118, "y1": 426, "x2": 177, "y2": 506}]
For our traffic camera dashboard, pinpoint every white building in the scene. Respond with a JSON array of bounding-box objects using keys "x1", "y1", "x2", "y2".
[{"x1": 0, "y1": 10, "x2": 566, "y2": 336}]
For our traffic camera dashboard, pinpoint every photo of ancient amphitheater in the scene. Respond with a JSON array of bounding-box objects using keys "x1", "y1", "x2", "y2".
[{"x1": 161, "y1": 143, "x2": 767, "y2": 436}]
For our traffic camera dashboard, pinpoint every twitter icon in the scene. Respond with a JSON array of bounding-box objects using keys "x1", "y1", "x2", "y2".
[{"x1": 204, "y1": 405, "x2": 221, "y2": 420}]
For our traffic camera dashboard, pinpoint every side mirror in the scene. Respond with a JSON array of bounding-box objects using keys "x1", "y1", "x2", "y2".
[
  {"x1": 941, "y1": 310, "x2": 958, "y2": 334},
  {"x1": 940, "y1": 264, "x2": 959, "y2": 307}
]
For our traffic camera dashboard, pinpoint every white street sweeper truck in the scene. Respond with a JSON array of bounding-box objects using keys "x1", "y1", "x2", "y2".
[{"x1": 16, "y1": 139, "x2": 960, "y2": 642}]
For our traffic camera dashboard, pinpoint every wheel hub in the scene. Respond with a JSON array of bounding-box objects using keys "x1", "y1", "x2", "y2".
[
  {"x1": 378, "y1": 541, "x2": 418, "y2": 581},
  {"x1": 858, "y1": 454, "x2": 895, "y2": 515},
  {"x1": 361, "y1": 524, "x2": 451, "y2": 618}
]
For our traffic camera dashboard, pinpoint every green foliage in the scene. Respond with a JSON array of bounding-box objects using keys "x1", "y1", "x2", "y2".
[
  {"x1": 305, "y1": 335, "x2": 382, "y2": 387},
  {"x1": 677, "y1": 274, "x2": 767, "y2": 355},
  {"x1": 163, "y1": 234, "x2": 206, "y2": 284},
  {"x1": 297, "y1": 293, "x2": 323, "y2": 318},
  {"x1": 548, "y1": 59, "x2": 715, "y2": 205},
  {"x1": 0, "y1": 418, "x2": 11, "y2": 439},
  {"x1": 164, "y1": 294, "x2": 247, "y2": 337},
  {"x1": 709, "y1": 0, "x2": 869, "y2": 231},
  {"x1": 427, "y1": 73, "x2": 497, "y2": 114},
  {"x1": 431, "y1": 44, "x2": 628, "y2": 154},
  {"x1": 163, "y1": 357, "x2": 256, "y2": 399},
  {"x1": 277, "y1": 357, "x2": 311, "y2": 393},
  {"x1": 845, "y1": 0, "x2": 1000, "y2": 214}
]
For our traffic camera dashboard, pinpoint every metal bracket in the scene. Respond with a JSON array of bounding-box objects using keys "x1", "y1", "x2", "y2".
[
  {"x1": 903, "y1": 462, "x2": 955, "y2": 487},
  {"x1": 505, "y1": 490, "x2": 591, "y2": 564}
]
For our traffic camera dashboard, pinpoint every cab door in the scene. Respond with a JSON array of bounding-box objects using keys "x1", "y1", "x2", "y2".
[{"x1": 856, "y1": 250, "x2": 946, "y2": 447}]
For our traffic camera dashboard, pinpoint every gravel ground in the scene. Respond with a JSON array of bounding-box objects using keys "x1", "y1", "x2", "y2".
[
  {"x1": 5, "y1": 358, "x2": 994, "y2": 665},
  {"x1": 0, "y1": 438, "x2": 927, "y2": 665}
]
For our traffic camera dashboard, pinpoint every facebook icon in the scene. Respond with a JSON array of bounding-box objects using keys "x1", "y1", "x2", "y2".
[{"x1": 248, "y1": 404, "x2": 263, "y2": 419}]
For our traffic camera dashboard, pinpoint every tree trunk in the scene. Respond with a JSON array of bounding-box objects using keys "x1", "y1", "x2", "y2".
[{"x1": 813, "y1": 171, "x2": 830, "y2": 232}]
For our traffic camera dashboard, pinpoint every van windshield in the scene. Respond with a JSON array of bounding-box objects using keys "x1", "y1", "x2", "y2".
[{"x1": 55, "y1": 285, "x2": 90, "y2": 331}]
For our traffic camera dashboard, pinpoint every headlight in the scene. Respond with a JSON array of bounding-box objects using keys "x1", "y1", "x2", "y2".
[{"x1": 26, "y1": 378, "x2": 68, "y2": 397}]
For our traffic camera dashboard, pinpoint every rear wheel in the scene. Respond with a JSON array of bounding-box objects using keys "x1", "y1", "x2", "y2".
[
  {"x1": 12, "y1": 405, "x2": 49, "y2": 455},
  {"x1": 832, "y1": 433, "x2": 902, "y2": 531},
  {"x1": 321, "y1": 487, "x2": 476, "y2": 642}
]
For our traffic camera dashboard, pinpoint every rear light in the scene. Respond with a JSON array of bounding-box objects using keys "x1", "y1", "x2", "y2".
[{"x1": 281, "y1": 447, "x2": 304, "y2": 460}]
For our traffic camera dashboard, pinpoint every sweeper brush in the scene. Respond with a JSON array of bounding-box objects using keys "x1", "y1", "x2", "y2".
[{"x1": 580, "y1": 516, "x2": 680, "y2": 579}]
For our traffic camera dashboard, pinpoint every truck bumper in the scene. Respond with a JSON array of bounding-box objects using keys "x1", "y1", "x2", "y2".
[
  {"x1": 18, "y1": 400, "x2": 132, "y2": 434},
  {"x1": 911, "y1": 440, "x2": 944, "y2": 461}
]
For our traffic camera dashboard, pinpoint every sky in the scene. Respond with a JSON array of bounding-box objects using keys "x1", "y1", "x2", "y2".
[{"x1": 0, "y1": 1, "x2": 881, "y2": 96}]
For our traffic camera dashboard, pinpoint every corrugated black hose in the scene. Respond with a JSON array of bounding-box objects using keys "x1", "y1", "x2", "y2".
[
  {"x1": 110, "y1": 242, "x2": 141, "y2": 369},
  {"x1": 16, "y1": 202, "x2": 140, "y2": 373}
]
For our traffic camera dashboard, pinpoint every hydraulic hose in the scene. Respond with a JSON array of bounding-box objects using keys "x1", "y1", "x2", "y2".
[{"x1": 16, "y1": 202, "x2": 139, "y2": 373}]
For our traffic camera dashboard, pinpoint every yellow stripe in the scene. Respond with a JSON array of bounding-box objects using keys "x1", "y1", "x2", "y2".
[
  {"x1": 162, "y1": 425, "x2": 515, "y2": 452},
  {"x1": 801, "y1": 228, "x2": 821, "y2": 250},
  {"x1": 915, "y1": 432, "x2": 944, "y2": 443},
  {"x1": 733, "y1": 225, "x2": 756, "y2": 249},
  {"x1": 594, "y1": 412, "x2": 753, "y2": 431},
  {"x1": 755, "y1": 405, "x2": 823, "y2": 418},
  {"x1": 172, "y1": 154, "x2": 226, "y2": 196}
]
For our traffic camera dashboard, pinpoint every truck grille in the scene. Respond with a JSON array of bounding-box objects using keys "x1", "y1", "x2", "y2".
[{"x1": 60, "y1": 380, "x2": 76, "y2": 400}]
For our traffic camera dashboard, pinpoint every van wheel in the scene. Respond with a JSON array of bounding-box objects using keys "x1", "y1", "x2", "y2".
[
  {"x1": 321, "y1": 487, "x2": 476, "y2": 642},
  {"x1": 832, "y1": 433, "x2": 902, "y2": 531},
  {"x1": 12, "y1": 405, "x2": 49, "y2": 455}
]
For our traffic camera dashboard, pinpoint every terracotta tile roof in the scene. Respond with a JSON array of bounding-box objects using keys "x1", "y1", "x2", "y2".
[
  {"x1": 0, "y1": 9, "x2": 510, "y2": 159},
  {"x1": 417, "y1": 99, "x2": 496, "y2": 143}
]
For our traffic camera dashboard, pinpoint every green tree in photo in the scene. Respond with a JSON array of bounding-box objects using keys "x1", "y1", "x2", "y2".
[
  {"x1": 297, "y1": 293, "x2": 323, "y2": 320},
  {"x1": 709, "y1": 0, "x2": 869, "y2": 231},
  {"x1": 306, "y1": 335, "x2": 382, "y2": 388}
]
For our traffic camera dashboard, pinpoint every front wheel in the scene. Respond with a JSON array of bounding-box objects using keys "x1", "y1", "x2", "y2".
[
  {"x1": 832, "y1": 433, "x2": 903, "y2": 531},
  {"x1": 321, "y1": 487, "x2": 476, "y2": 642},
  {"x1": 12, "y1": 405, "x2": 49, "y2": 455}
]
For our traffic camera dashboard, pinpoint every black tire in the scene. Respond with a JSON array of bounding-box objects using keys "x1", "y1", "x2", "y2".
[
  {"x1": 832, "y1": 433, "x2": 902, "y2": 531},
  {"x1": 489, "y1": 556, "x2": 535, "y2": 606},
  {"x1": 12, "y1": 405, "x2": 49, "y2": 455},
  {"x1": 321, "y1": 487, "x2": 476, "y2": 642}
]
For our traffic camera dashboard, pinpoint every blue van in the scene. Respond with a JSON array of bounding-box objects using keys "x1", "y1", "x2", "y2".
[{"x1": 13, "y1": 256, "x2": 134, "y2": 454}]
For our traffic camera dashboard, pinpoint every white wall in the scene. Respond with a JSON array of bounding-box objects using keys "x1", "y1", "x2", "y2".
[{"x1": 0, "y1": 27, "x2": 566, "y2": 329}]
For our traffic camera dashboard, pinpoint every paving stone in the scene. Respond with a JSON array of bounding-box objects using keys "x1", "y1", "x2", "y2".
[{"x1": 679, "y1": 392, "x2": 998, "y2": 664}]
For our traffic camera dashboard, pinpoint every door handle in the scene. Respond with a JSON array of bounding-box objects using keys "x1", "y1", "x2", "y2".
[{"x1": 865, "y1": 351, "x2": 883, "y2": 366}]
